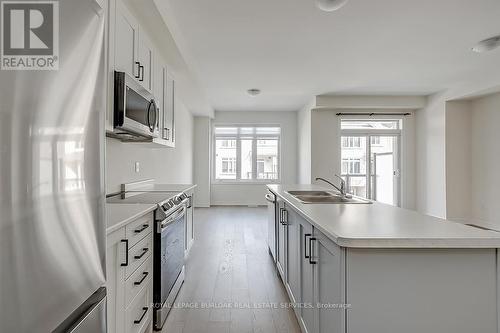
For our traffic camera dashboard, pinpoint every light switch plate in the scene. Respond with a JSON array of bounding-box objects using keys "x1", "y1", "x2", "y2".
[{"x1": 134, "y1": 162, "x2": 140, "y2": 173}]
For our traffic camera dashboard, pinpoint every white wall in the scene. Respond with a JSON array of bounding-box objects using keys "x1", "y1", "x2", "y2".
[
  {"x1": 445, "y1": 100, "x2": 472, "y2": 220},
  {"x1": 414, "y1": 72, "x2": 500, "y2": 219},
  {"x1": 415, "y1": 93, "x2": 447, "y2": 218},
  {"x1": 310, "y1": 108, "x2": 417, "y2": 210},
  {"x1": 106, "y1": 101, "x2": 194, "y2": 194},
  {"x1": 193, "y1": 117, "x2": 211, "y2": 207},
  {"x1": 311, "y1": 110, "x2": 341, "y2": 180},
  {"x1": 210, "y1": 111, "x2": 298, "y2": 206},
  {"x1": 297, "y1": 99, "x2": 314, "y2": 184},
  {"x1": 316, "y1": 95, "x2": 427, "y2": 109},
  {"x1": 470, "y1": 93, "x2": 500, "y2": 227}
]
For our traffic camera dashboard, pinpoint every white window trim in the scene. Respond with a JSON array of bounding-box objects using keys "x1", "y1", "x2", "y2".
[{"x1": 212, "y1": 124, "x2": 282, "y2": 184}]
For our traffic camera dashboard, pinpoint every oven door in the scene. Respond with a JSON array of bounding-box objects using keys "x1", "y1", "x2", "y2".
[{"x1": 153, "y1": 205, "x2": 186, "y2": 330}]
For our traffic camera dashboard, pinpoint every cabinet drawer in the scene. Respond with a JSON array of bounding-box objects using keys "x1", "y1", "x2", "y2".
[
  {"x1": 125, "y1": 254, "x2": 152, "y2": 306},
  {"x1": 125, "y1": 233, "x2": 152, "y2": 279},
  {"x1": 125, "y1": 280, "x2": 152, "y2": 333},
  {"x1": 125, "y1": 214, "x2": 152, "y2": 248}
]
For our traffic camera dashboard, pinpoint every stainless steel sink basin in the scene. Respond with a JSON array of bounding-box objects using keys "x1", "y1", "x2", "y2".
[{"x1": 286, "y1": 190, "x2": 372, "y2": 204}]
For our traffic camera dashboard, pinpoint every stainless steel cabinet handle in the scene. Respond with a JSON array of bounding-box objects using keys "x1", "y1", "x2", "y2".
[
  {"x1": 139, "y1": 65, "x2": 144, "y2": 82},
  {"x1": 309, "y1": 237, "x2": 317, "y2": 264},
  {"x1": 134, "y1": 224, "x2": 148, "y2": 234},
  {"x1": 279, "y1": 208, "x2": 284, "y2": 223},
  {"x1": 281, "y1": 209, "x2": 288, "y2": 225},
  {"x1": 134, "y1": 248, "x2": 148, "y2": 260},
  {"x1": 120, "y1": 239, "x2": 129, "y2": 267},
  {"x1": 304, "y1": 233, "x2": 311, "y2": 259},
  {"x1": 134, "y1": 272, "x2": 149, "y2": 286},
  {"x1": 134, "y1": 307, "x2": 148, "y2": 324},
  {"x1": 134, "y1": 61, "x2": 140, "y2": 79}
]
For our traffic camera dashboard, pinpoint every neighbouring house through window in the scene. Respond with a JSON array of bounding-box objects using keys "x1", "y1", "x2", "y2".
[{"x1": 213, "y1": 126, "x2": 281, "y2": 182}]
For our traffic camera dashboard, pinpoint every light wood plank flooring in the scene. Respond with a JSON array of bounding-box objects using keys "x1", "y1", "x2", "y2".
[{"x1": 162, "y1": 206, "x2": 301, "y2": 333}]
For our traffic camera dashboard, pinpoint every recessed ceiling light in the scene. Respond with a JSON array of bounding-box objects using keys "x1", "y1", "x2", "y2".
[
  {"x1": 315, "y1": 0, "x2": 348, "y2": 12},
  {"x1": 472, "y1": 36, "x2": 500, "y2": 53},
  {"x1": 247, "y1": 89, "x2": 261, "y2": 96}
]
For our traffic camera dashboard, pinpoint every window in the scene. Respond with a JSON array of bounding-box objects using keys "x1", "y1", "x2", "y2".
[
  {"x1": 340, "y1": 118, "x2": 402, "y2": 206},
  {"x1": 214, "y1": 126, "x2": 280, "y2": 181},
  {"x1": 220, "y1": 140, "x2": 236, "y2": 148},
  {"x1": 221, "y1": 158, "x2": 236, "y2": 174},
  {"x1": 342, "y1": 158, "x2": 361, "y2": 174},
  {"x1": 342, "y1": 137, "x2": 361, "y2": 148},
  {"x1": 370, "y1": 136, "x2": 381, "y2": 145}
]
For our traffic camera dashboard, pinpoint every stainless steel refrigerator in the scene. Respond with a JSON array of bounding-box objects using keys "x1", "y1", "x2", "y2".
[{"x1": 0, "y1": 0, "x2": 107, "y2": 331}]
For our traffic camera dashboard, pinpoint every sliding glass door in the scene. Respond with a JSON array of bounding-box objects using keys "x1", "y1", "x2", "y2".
[{"x1": 340, "y1": 120, "x2": 401, "y2": 206}]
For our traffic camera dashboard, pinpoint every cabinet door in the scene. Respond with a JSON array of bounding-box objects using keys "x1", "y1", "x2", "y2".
[
  {"x1": 106, "y1": 228, "x2": 127, "y2": 333},
  {"x1": 137, "y1": 31, "x2": 154, "y2": 92},
  {"x1": 312, "y1": 230, "x2": 345, "y2": 333},
  {"x1": 115, "y1": 1, "x2": 139, "y2": 79},
  {"x1": 163, "y1": 71, "x2": 175, "y2": 143},
  {"x1": 276, "y1": 198, "x2": 287, "y2": 281},
  {"x1": 286, "y1": 208, "x2": 301, "y2": 307},
  {"x1": 300, "y1": 221, "x2": 314, "y2": 333},
  {"x1": 154, "y1": 55, "x2": 164, "y2": 136}
]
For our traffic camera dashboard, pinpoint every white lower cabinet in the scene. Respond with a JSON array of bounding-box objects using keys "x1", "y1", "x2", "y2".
[
  {"x1": 107, "y1": 211, "x2": 154, "y2": 333},
  {"x1": 276, "y1": 197, "x2": 287, "y2": 281},
  {"x1": 299, "y1": 218, "x2": 314, "y2": 333},
  {"x1": 311, "y1": 230, "x2": 345, "y2": 333},
  {"x1": 125, "y1": 279, "x2": 152, "y2": 333},
  {"x1": 285, "y1": 208, "x2": 301, "y2": 306},
  {"x1": 280, "y1": 206, "x2": 344, "y2": 333}
]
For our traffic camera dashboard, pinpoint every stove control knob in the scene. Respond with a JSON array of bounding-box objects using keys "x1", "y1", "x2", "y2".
[{"x1": 173, "y1": 196, "x2": 182, "y2": 204}]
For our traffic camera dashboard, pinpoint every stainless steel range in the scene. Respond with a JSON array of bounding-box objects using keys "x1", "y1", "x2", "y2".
[{"x1": 107, "y1": 188, "x2": 189, "y2": 331}]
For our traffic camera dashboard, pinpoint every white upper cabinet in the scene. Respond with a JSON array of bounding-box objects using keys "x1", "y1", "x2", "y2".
[
  {"x1": 114, "y1": 1, "x2": 139, "y2": 79},
  {"x1": 163, "y1": 70, "x2": 175, "y2": 145},
  {"x1": 114, "y1": 1, "x2": 153, "y2": 93},
  {"x1": 137, "y1": 31, "x2": 154, "y2": 93},
  {"x1": 109, "y1": 0, "x2": 177, "y2": 147}
]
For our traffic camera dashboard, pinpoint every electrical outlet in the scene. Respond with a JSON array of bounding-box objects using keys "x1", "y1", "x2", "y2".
[{"x1": 134, "y1": 162, "x2": 140, "y2": 173}]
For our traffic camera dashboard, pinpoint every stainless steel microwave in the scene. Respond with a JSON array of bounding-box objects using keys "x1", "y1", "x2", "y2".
[{"x1": 113, "y1": 71, "x2": 159, "y2": 140}]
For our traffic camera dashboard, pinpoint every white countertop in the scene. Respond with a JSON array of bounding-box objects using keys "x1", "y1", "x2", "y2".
[
  {"x1": 126, "y1": 183, "x2": 197, "y2": 193},
  {"x1": 105, "y1": 184, "x2": 196, "y2": 234},
  {"x1": 106, "y1": 203, "x2": 156, "y2": 234},
  {"x1": 267, "y1": 184, "x2": 500, "y2": 248}
]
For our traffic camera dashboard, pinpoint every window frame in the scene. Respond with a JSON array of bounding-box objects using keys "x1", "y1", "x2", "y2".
[
  {"x1": 339, "y1": 116, "x2": 403, "y2": 207},
  {"x1": 212, "y1": 124, "x2": 282, "y2": 184}
]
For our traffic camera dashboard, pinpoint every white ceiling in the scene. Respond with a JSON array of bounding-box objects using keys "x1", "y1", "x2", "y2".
[{"x1": 156, "y1": 0, "x2": 500, "y2": 113}]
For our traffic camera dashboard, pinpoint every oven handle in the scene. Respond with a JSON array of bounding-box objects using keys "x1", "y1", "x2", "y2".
[{"x1": 158, "y1": 205, "x2": 187, "y2": 232}]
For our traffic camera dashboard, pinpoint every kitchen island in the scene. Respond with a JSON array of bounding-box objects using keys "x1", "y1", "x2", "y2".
[{"x1": 267, "y1": 184, "x2": 500, "y2": 333}]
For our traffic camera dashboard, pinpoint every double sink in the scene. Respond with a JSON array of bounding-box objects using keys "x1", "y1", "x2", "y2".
[{"x1": 286, "y1": 190, "x2": 372, "y2": 204}]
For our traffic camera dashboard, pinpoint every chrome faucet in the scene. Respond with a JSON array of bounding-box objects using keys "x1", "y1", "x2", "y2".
[{"x1": 315, "y1": 175, "x2": 351, "y2": 198}]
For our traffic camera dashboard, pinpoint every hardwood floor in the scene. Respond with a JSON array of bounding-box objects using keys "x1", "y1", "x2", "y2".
[{"x1": 161, "y1": 206, "x2": 301, "y2": 333}]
